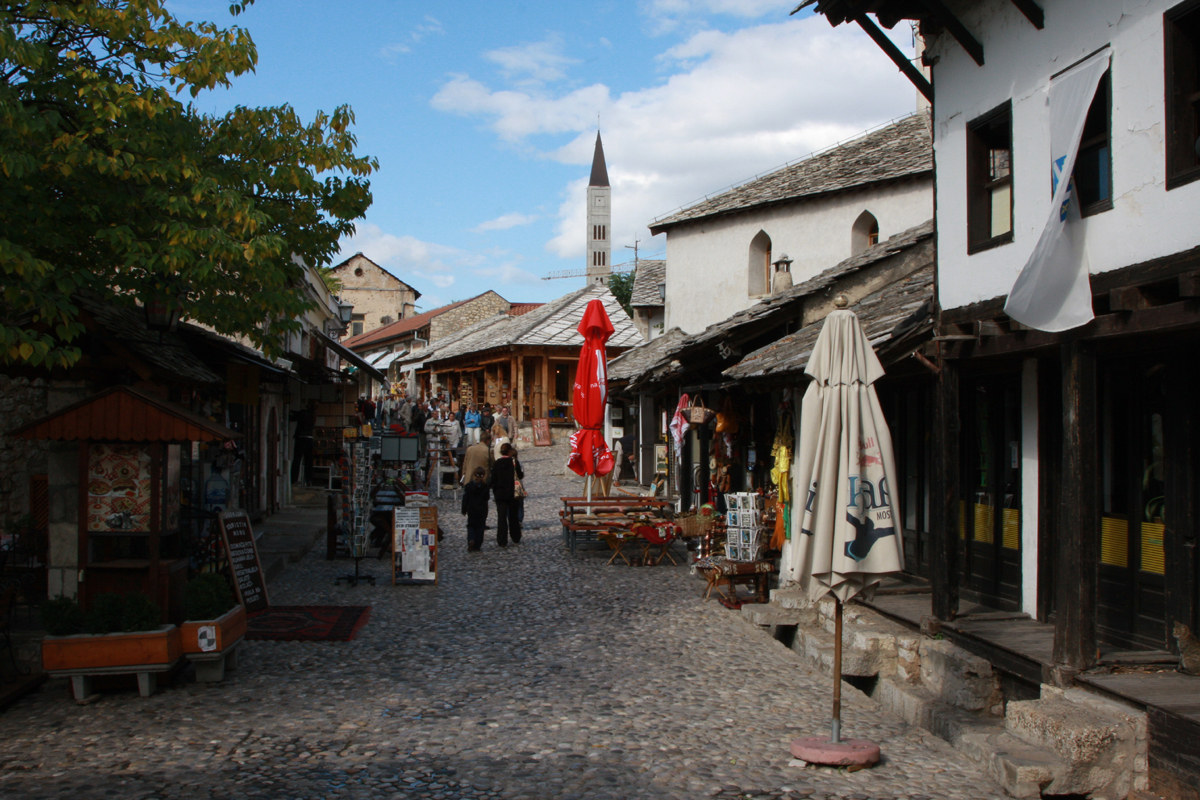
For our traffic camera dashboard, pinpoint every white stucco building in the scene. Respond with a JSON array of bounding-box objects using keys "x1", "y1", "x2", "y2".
[{"x1": 649, "y1": 114, "x2": 933, "y2": 334}]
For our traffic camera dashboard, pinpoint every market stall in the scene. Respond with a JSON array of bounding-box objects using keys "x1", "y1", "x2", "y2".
[{"x1": 11, "y1": 386, "x2": 242, "y2": 622}]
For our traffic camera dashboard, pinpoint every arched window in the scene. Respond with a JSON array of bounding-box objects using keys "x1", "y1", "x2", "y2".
[
  {"x1": 748, "y1": 231, "x2": 772, "y2": 296},
  {"x1": 851, "y1": 210, "x2": 879, "y2": 255}
]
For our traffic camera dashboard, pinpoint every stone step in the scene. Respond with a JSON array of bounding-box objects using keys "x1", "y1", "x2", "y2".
[
  {"x1": 770, "y1": 587, "x2": 811, "y2": 610},
  {"x1": 738, "y1": 603, "x2": 814, "y2": 628},
  {"x1": 872, "y1": 677, "x2": 1069, "y2": 799},
  {"x1": 1001, "y1": 687, "x2": 1145, "y2": 798}
]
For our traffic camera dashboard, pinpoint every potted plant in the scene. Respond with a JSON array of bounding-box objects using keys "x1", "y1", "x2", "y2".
[
  {"x1": 41, "y1": 592, "x2": 182, "y2": 701},
  {"x1": 179, "y1": 573, "x2": 245, "y2": 682},
  {"x1": 180, "y1": 573, "x2": 245, "y2": 655}
]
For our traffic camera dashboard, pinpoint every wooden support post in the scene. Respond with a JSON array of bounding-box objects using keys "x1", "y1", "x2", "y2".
[
  {"x1": 931, "y1": 359, "x2": 960, "y2": 621},
  {"x1": 516, "y1": 355, "x2": 526, "y2": 422},
  {"x1": 852, "y1": 13, "x2": 934, "y2": 102},
  {"x1": 540, "y1": 357, "x2": 550, "y2": 419},
  {"x1": 1008, "y1": 0, "x2": 1045, "y2": 29},
  {"x1": 1054, "y1": 340, "x2": 1098, "y2": 672}
]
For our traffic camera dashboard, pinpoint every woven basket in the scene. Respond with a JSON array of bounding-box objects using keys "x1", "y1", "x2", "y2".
[
  {"x1": 676, "y1": 512, "x2": 715, "y2": 539},
  {"x1": 687, "y1": 397, "x2": 715, "y2": 425}
]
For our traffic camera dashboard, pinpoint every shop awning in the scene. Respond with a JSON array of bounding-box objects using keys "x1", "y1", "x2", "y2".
[
  {"x1": 370, "y1": 350, "x2": 406, "y2": 370},
  {"x1": 315, "y1": 330, "x2": 388, "y2": 385},
  {"x1": 9, "y1": 385, "x2": 242, "y2": 442}
]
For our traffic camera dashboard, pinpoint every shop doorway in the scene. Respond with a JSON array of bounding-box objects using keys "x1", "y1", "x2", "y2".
[
  {"x1": 1097, "y1": 359, "x2": 1169, "y2": 649},
  {"x1": 881, "y1": 383, "x2": 933, "y2": 579},
  {"x1": 959, "y1": 375, "x2": 1022, "y2": 610}
]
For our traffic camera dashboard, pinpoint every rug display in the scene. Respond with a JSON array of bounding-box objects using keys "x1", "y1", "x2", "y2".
[{"x1": 245, "y1": 606, "x2": 371, "y2": 642}]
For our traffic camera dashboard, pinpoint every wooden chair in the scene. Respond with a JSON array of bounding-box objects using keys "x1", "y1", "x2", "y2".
[{"x1": 635, "y1": 523, "x2": 679, "y2": 566}]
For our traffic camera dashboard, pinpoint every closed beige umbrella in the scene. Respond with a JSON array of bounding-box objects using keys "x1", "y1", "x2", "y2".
[{"x1": 781, "y1": 300, "x2": 902, "y2": 761}]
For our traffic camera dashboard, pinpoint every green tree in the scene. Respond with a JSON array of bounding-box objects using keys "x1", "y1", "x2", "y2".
[
  {"x1": 0, "y1": 0, "x2": 376, "y2": 367},
  {"x1": 607, "y1": 270, "x2": 635, "y2": 319}
]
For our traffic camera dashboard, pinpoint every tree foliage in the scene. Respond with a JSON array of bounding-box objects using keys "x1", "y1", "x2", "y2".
[
  {"x1": 607, "y1": 270, "x2": 635, "y2": 319},
  {"x1": 0, "y1": 0, "x2": 376, "y2": 367}
]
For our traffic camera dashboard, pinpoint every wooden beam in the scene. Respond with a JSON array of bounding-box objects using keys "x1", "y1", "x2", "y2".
[
  {"x1": 1009, "y1": 0, "x2": 1044, "y2": 29},
  {"x1": 852, "y1": 12, "x2": 934, "y2": 102},
  {"x1": 930, "y1": 358, "x2": 960, "y2": 621},
  {"x1": 1109, "y1": 285, "x2": 1153, "y2": 311},
  {"x1": 1178, "y1": 272, "x2": 1200, "y2": 297},
  {"x1": 1054, "y1": 340, "x2": 1098, "y2": 672},
  {"x1": 916, "y1": 0, "x2": 984, "y2": 65}
]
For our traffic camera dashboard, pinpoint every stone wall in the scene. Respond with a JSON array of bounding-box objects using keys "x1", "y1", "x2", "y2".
[
  {"x1": 428, "y1": 292, "x2": 510, "y2": 341},
  {"x1": 0, "y1": 375, "x2": 51, "y2": 527},
  {"x1": 334, "y1": 254, "x2": 419, "y2": 336}
]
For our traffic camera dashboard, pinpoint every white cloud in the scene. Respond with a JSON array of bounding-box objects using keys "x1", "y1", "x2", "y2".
[
  {"x1": 472, "y1": 212, "x2": 539, "y2": 233},
  {"x1": 472, "y1": 262, "x2": 542, "y2": 285},
  {"x1": 484, "y1": 35, "x2": 578, "y2": 84},
  {"x1": 337, "y1": 223, "x2": 481, "y2": 277},
  {"x1": 378, "y1": 14, "x2": 444, "y2": 59},
  {"x1": 412, "y1": 271, "x2": 456, "y2": 289},
  {"x1": 640, "y1": 0, "x2": 796, "y2": 34},
  {"x1": 432, "y1": 16, "x2": 919, "y2": 261}
]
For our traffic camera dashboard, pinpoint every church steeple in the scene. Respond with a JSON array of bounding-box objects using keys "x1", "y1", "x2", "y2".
[
  {"x1": 589, "y1": 132, "x2": 610, "y2": 187},
  {"x1": 585, "y1": 132, "x2": 612, "y2": 285}
]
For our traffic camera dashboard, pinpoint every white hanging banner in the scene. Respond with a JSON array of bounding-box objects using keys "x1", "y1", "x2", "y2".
[{"x1": 1004, "y1": 48, "x2": 1111, "y2": 332}]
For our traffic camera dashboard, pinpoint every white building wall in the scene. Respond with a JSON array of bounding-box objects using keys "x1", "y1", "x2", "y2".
[
  {"x1": 932, "y1": 0, "x2": 1200, "y2": 312},
  {"x1": 1020, "y1": 358, "x2": 1039, "y2": 618},
  {"x1": 663, "y1": 178, "x2": 932, "y2": 334}
]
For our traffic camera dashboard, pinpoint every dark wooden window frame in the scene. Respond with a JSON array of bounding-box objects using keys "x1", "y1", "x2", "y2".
[
  {"x1": 1165, "y1": 0, "x2": 1200, "y2": 190},
  {"x1": 1077, "y1": 69, "x2": 1114, "y2": 217},
  {"x1": 967, "y1": 101, "x2": 1015, "y2": 255}
]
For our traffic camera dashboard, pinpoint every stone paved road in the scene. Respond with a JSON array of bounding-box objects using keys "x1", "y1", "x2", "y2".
[{"x1": 0, "y1": 440, "x2": 1008, "y2": 800}]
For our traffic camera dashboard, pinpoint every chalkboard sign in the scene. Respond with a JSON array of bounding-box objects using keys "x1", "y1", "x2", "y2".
[
  {"x1": 218, "y1": 510, "x2": 270, "y2": 613},
  {"x1": 393, "y1": 506, "x2": 438, "y2": 585},
  {"x1": 532, "y1": 417, "x2": 552, "y2": 447}
]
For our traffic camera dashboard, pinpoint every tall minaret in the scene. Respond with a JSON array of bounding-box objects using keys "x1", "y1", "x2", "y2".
[{"x1": 585, "y1": 132, "x2": 611, "y2": 285}]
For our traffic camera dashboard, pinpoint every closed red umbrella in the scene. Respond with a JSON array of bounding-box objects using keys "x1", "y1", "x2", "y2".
[{"x1": 567, "y1": 298, "x2": 615, "y2": 483}]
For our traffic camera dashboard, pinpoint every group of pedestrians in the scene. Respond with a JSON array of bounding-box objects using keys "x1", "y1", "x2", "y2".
[{"x1": 460, "y1": 423, "x2": 525, "y2": 552}]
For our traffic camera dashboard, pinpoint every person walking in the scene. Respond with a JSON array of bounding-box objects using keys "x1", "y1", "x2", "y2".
[
  {"x1": 480, "y1": 404, "x2": 495, "y2": 436},
  {"x1": 461, "y1": 431, "x2": 493, "y2": 487},
  {"x1": 496, "y1": 406, "x2": 517, "y2": 440},
  {"x1": 510, "y1": 443, "x2": 527, "y2": 526},
  {"x1": 491, "y1": 442, "x2": 523, "y2": 547},
  {"x1": 464, "y1": 403, "x2": 482, "y2": 446},
  {"x1": 461, "y1": 466, "x2": 489, "y2": 552}
]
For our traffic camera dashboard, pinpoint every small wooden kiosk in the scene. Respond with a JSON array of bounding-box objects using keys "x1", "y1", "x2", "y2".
[{"x1": 12, "y1": 386, "x2": 241, "y2": 623}]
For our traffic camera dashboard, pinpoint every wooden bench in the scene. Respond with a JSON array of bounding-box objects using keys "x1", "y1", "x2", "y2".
[{"x1": 559, "y1": 497, "x2": 672, "y2": 557}]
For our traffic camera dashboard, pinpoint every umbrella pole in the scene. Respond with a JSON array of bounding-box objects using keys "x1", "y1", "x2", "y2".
[{"x1": 831, "y1": 597, "x2": 843, "y2": 744}]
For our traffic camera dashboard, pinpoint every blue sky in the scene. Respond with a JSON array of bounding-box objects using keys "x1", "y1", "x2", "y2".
[{"x1": 177, "y1": 0, "x2": 918, "y2": 311}]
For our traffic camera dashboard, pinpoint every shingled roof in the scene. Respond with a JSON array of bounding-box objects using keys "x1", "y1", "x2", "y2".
[
  {"x1": 414, "y1": 283, "x2": 643, "y2": 368},
  {"x1": 649, "y1": 114, "x2": 931, "y2": 234},
  {"x1": 623, "y1": 219, "x2": 934, "y2": 390},
  {"x1": 630, "y1": 260, "x2": 666, "y2": 308},
  {"x1": 726, "y1": 264, "x2": 933, "y2": 381},
  {"x1": 342, "y1": 293, "x2": 501, "y2": 351},
  {"x1": 607, "y1": 327, "x2": 686, "y2": 384}
]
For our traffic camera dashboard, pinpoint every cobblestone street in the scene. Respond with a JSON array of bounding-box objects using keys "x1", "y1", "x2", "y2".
[{"x1": 0, "y1": 441, "x2": 1007, "y2": 800}]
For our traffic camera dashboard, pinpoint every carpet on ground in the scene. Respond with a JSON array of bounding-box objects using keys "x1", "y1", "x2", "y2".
[{"x1": 246, "y1": 606, "x2": 371, "y2": 642}]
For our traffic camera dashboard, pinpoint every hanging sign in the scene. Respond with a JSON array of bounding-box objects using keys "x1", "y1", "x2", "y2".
[
  {"x1": 393, "y1": 506, "x2": 438, "y2": 585},
  {"x1": 218, "y1": 509, "x2": 270, "y2": 613}
]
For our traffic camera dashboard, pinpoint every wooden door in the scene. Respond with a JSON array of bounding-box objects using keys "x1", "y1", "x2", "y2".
[
  {"x1": 1097, "y1": 359, "x2": 1169, "y2": 648},
  {"x1": 267, "y1": 407, "x2": 279, "y2": 514},
  {"x1": 959, "y1": 375, "x2": 1022, "y2": 610}
]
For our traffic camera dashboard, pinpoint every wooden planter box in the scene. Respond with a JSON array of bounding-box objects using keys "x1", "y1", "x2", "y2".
[
  {"x1": 180, "y1": 604, "x2": 246, "y2": 655},
  {"x1": 180, "y1": 605, "x2": 246, "y2": 683},
  {"x1": 42, "y1": 625, "x2": 183, "y2": 702}
]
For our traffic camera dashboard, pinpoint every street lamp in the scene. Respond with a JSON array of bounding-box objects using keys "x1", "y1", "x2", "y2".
[
  {"x1": 337, "y1": 300, "x2": 354, "y2": 326},
  {"x1": 658, "y1": 283, "x2": 666, "y2": 303}
]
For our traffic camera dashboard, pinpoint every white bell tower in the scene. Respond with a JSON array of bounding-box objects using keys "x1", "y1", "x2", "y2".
[{"x1": 585, "y1": 132, "x2": 611, "y2": 285}]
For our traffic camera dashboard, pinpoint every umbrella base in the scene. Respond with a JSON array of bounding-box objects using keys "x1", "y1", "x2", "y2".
[{"x1": 789, "y1": 737, "x2": 880, "y2": 767}]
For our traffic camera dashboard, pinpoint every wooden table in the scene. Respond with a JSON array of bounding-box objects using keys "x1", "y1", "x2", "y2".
[
  {"x1": 559, "y1": 497, "x2": 672, "y2": 557},
  {"x1": 696, "y1": 559, "x2": 776, "y2": 605}
]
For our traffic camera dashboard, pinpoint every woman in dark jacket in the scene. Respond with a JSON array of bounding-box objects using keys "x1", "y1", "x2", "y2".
[{"x1": 490, "y1": 442, "x2": 524, "y2": 547}]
